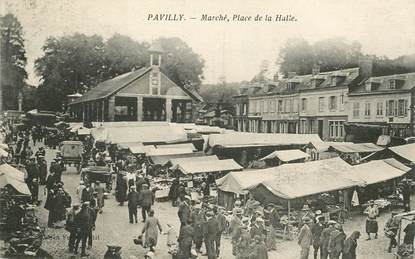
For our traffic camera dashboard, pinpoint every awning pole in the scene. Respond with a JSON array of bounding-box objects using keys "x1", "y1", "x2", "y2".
[{"x1": 288, "y1": 200, "x2": 291, "y2": 218}]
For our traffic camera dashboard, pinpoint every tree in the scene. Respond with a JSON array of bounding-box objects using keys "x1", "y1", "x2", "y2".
[
  {"x1": 35, "y1": 34, "x2": 106, "y2": 110},
  {"x1": 0, "y1": 13, "x2": 27, "y2": 110},
  {"x1": 155, "y1": 37, "x2": 205, "y2": 91},
  {"x1": 102, "y1": 34, "x2": 149, "y2": 79},
  {"x1": 277, "y1": 38, "x2": 315, "y2": 77}
]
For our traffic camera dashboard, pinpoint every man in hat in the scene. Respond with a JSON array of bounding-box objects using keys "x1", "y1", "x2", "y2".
[
  {"x1": 230, "y1": 208, "x2": 243, "y2": 256},
  {"x1": 298, "y1": 216, "x2": 313, "y2": 259},
  {"x1": 385, "y1": 212, "x2": 399, "y2": 253},
  {"x1": 245, "y1": 192, "x2": 258, "y2": 217},
  {"x1": 66, "y1": 203, "x2": 81, "y2": 253},
  {"x1": 311, "y1": 216, "x2": 325, "y2": 259},
  {"x1": 192, "y1": 203, "x2": 205, "y2": 253},
  {"x1": 203, "y1": 210, "x2": 219, "y2": 259},
  {"x1": 127, "y1": 185, "x2": 139, "y2": 223},
  {"x1": 138, "y1": 183, "x2": 153, "y2": 222},
  {"x1": 232, "y1": 199, "x2": 243, "y2": 216},
  {"x1": 178, "y1": 195, "x2": 192, "y2": 230},
  {"x1": 364, "y1": 200, "x2": 379, "y2": 240},
  {"x1": 214, "y1": 206, "x2": 227, "y2": 257},
  {"x1": 37, "y1": 156, "x2": 47, "y2": 185},
  {"x1": 74, "y1": 202, "x2": 91, "y2": 257},
  {"x1": 320, "y1": 220, "x2": 337, "y2": 259},
  {"x1": 267, "y1": 203, "x2": 280, "y2": 251},
  {"x1": 77, "y1": 180, "x2": 86, "y2": 203}
]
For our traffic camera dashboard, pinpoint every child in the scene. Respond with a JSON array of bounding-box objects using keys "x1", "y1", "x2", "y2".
[{"x1": 76, "y1": 180, "x2": 86, "y2": 202}]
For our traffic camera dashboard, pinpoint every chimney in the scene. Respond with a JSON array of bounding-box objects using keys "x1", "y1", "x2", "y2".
[
  {"x1": 288, "y1": 72, "x2": 297, "y2": 79},
  {"x1": 358, "y1": 56, "x2": 373, "y2": 79},
  {"x1": 312, "y1": 65, "x2": 320, "y2": 75}
]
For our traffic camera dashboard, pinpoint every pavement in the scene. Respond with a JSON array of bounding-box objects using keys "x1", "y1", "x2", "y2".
[{"x1": 33, "y1": 141, "x2": 404, "y2": 259}]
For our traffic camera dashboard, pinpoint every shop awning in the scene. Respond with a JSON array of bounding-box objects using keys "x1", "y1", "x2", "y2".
[
  {"x1": 257, "y1": 158, "x2": 359, "y2": 200},
  {"x1": 207, "y1": 133, "x2": 323, "y2": 149},
  {"x1": 149, "y1": 151, "x2": 205, "y2": 165},
  {"x1": 169, "y1": 155, "x2": 219, "y2": 170},
  {"x1": 259, "y1": 149, "x2": 309, "y2": 162},
  {"x1": 329, "y1": 143, "x2": 384, "y2": 153},
  {"x1": 389, "y1": 143, "x2": 415, "y2": 163},
  {"x1": 0, "y1": 164, "x2": 25, "y2": 181},
  {"x1": 339, "y1": 159, "x2": 410, "y2": 185},
  {"x1": 178, "y1": 159, "x2": 242, "y2": 175}
]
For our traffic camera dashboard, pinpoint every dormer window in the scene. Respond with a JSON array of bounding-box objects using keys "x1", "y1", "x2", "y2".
[
  {"x1": 330, "y1": 76, "x2": 337, "y2": 87},
  {"x1": 389, "y1": 80, "x2": 396, "y2": 89},
  {"x1": 365, "y1": 81, "x2": 371, "y2": 92}
]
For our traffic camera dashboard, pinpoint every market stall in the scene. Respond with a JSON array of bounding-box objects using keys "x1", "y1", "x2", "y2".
[
  {"x1": 259, "y1": 149, "x2": 310, "y2": 166},
  {"x1": 169, "y1": 155, "x2": 219, "y2": 170}
]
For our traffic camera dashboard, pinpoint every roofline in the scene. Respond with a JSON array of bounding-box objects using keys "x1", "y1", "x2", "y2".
[{"x1": 349, "y1": 89, "x2": 412, "y2": 96}]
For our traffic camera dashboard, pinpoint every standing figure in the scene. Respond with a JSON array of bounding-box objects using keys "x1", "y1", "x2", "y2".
[
  {"x1": 342, "y1": 231, "x2": 360, "y2": 259},
  {"x1": 384, "y1": 212, "x2": 399, "y2": 253},
  {"x1": 115, "y1": 172, "x2": 127, "y2": 206},
  {"x1": 328, "y1": 224, "x2": 346, "y2": 259},
  {"x1": 298, "y1": 217, "x2": 313, "y2": 259},
  {"x1": 214, "y1": 206, "x2": 227, "y2": 257},
  {"x1": 203, "y1": 210, "x2": 219, "y2": 259},
  {"x1": 178, "y1": 220, "x2": 194, "y2": 259},
  {"x1": 138, "y1": 184, "x2": 153, "y2": 222},
  {"x1": 311, "y1": 216, "x2": 325, "y2": 259},
  {"x1": 141, "y1": 209, "x2": 162, "y2": 252},
  {"x1": 127, "y1": 186, "x2": 139, "y2": 223},
  {"x1": 66, "y1": 203, "x2": 80, "y2": 253},
  {"x1": 95, "y1": 180, "x2": 105, "y2": 213},
  {"x1": 178, "y1": 196, "x2": 192, "y2": 230},
  {"x1": 403, "y1": 217, "x2": 415, "y2": 246},
  {"x1": 74, "y1": 203, "x2": 91, "y2": 257},
  {"x1": 364, "y1": 200, "x2": 379, "y2": 240}
]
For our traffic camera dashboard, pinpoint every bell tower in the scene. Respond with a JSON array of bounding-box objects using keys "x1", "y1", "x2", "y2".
[{"x1": 149, "y1": 41, "x2": 163, "y2": 67}]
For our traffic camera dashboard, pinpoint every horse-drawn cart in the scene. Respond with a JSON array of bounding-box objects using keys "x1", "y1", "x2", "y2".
[
  {"x1": 60, "y1": 141, "x2": 83, "y2": 172},
  {"x1": 81, "y1": 166, "x2": 112, "y2": 192}
]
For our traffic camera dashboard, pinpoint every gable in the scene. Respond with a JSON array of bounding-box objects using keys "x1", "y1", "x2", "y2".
[
  {"x1": 119, "y1": 72, "x2": 151, "y2": 95},
  {"x1": 160, "y1": 73, "x2": 188, "y2": 97}
]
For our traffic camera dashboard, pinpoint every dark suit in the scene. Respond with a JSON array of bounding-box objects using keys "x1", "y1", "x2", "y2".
[
  {"x1": 74, "y1": 209, "x2": 91, "y2": 255},
  {"x1": 127, "y1": 191, "x2": 139, "y2": 223},
  {"x1": 178, "y1": 225, "x2": 194, "y2": 259},
  {"x1": 203, "y1": 217, "x2": 219, "y2": 259},
  {"x1": 178, "y1": 202, "x2": 191, "y2": 228},
  {"x1": 138, "y1": 189, "x2": 152, "y2": 221}
]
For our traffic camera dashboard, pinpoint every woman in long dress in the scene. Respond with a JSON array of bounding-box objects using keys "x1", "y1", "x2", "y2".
[{"x1": 141, "y1": 209, "x2": 162, "y2": 252}]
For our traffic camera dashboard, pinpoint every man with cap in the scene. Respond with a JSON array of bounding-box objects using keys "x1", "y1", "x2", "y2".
[
  {"x1": 178, "y1": 195, "x2": 192, "y2": 230},
  {"x1": 328, "y1": 223, "x2": 346, "y2": 259},
  {"x1": 230, "y1": 208, "x2": 243, "y2": 256},
  {"x1": 138, "y1": 183, "x2": 153, "y2": 222},
  {"x1": 298, "y1": 216, "x2": 313, "y2": 259},
  {"x1": 320, "y1": 220, "x2": 337, "y2": 259},
  {"x1": 66, "y1": 203, "x2": 81, "y2": 253},
  {"x1": 385, "y1": 212, "x2": 400, "y2": 253},
  {"x1": 364, "y1": 200, "x2": 379, "y2": 240},
  {"x1": 127, "y1": 185, "x2": 139, "y2": 223},
  {"x1": 203, "y1": 210, "x2": 219, "y2": 259}
]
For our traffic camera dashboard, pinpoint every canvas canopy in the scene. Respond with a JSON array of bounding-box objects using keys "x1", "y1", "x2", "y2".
[
  {"x1": 329, "y1": 143, "x2": 384, "y2": 153},
  {"x1": 147, "y1": 147, "x2": 194, "y2": 157},
  {"x1": 126, "y1": 143, "x2": 153, "y2": 154},
  {"x1": 339, "y1": 158, "x2": 410, "y2": 185},
  {"x1": 389, "y1": 143, "x2": 415, "y2": 163},
  {"x1": 0, "y1": 164, "x2": 30, "y2": 195},
  {"x1": 207, "y1": 132, "x2": 323, "y2": 149},
  {"x1": 156, "y1": 143, "x2": 197, "y2": 151},
  {"x1": 169, "y1": 155, "x2": 219, "y2": 170},
  {"x1": 149, "y1": 151, "x2": 204, "y2": 165},
  {"x1": 259, "y1": 149, "x2": 309, "y2": 162},
  {"x1": 178, "y1": 159, "x2": 242, "y2": 175},
  {"x1": 91, "y1": 125, "x2": 187, "y2": 144},
  {"x1": 308, "y1": 141, "x2": 353, "y2": 152},
  {"x1": 257, "y1": 158, "x2": 358, "y2": 200},
  {"x1": 216, "y1": 168, "x2": 281, "y2": 194}
]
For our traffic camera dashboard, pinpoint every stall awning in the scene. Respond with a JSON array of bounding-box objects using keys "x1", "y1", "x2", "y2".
[
  {"x1": 149, "y1": 151, "x2": 204, "y2": 165},
  {"x1": 156, "y1": 143, "x2": 197, "y2": 152},
  {"x1": 329, "y1": 143, "x2": 384, "y2": 153},
  {"x1": 0, "y1": 164, "x2": 31, "y2": 195},
  {"x1": 207, "y1": 133, "x2": 323, "y2": 149},
  {"x1": 257, "y1": 157, "x2": 358, "y2": 199},
  {"x1": 339, "y1": 159, "x2": 410, "y2": 185},
  {"x1": 178, "y1": 159, "x2": 242, "y2": 175},
  {"x1": 389, "y1": 143, "x2": 415, "y2": 163},
  {"x1": 308, "y1": 141, "x2": 353, "y2": 152},
  {"x1": 259, "y1": 149, "x2": 309, "y2": 162},
  {"x1": 147, "y1": 147, "x2": 195, "y2": 157},
  {"x1": 169, "y1": 155, "x2": 219, "y2": 170}
]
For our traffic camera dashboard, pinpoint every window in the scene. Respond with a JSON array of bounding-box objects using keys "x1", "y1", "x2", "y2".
[
  {"x1": 301, "y1": 98, "x2": 307, "y2": 111},
  {"x1": 353, "y1": 102, "x2": 360, "y2": 118},
  {"x1": 260, "y1": 101, "x2": 264, "y2": 113},
  {"x1": 364, "y1": 103, "x2": 371, "y2": 117},
  {"x1": 329, "y1": 121, "x2": 345, "y2": 139},
  {"x1": 300, "y1": 120, "x2": 306, "y2": 134},
  {"x1": 318, "y1": 97, "x2": 325, "y2": 112},
  {"x1": 289, "y1": 99, "x2": 293, "y2": 113},
  {"x1": 329, "y1": 96, "x2": 337, "y2": 111},
  {"x1": 398, "y1": 99, "x2": 408, "y2": 116},
  {"x1": 365, "y1": 82, "x2": 371, "y2": 92},
  {"x1": 389, "y1": 80, "x2": 396, "y2": 89},
  {"x1": 387, "y1": 100, "x2": 395, "y2": 116},
  {"x1": 376, "y1": 102, "x2": 383, "y2": 116},
  {"x1": 256, "y1": 100, "x2": 260, "y2": 113},
  {"x1": 264, "y1": 100, "x2": 268, "y2": 113},
  {"x1": 278, "y1": 100, "x2": 283, "y2": 112},
  {"x1": 284, "y1": 100, "x2": 289, "y2": 113},
  {"x1": 243, "y1": 104, "x2": 247, "y2": 115}
]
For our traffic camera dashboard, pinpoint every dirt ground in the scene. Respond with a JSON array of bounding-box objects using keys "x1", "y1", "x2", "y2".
[{"x1": 34, "y1": 142, "x2": 404, "y2": 259}]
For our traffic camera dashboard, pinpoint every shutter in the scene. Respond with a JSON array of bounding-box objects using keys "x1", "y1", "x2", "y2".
[
  {"x1": 385, "y1": 101, "x2": 389, "y2": 116},
  {"x1": 404, "y1": 100, "x2": 408, "y2": 116}
]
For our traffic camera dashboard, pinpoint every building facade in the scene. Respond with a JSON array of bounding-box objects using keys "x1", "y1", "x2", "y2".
[
  {"x1": 69, "y1": 47, "x2": 203, "y2": 123},
  {"x1": 347, "y1": 72, "x2": 415, "y2": 138}
]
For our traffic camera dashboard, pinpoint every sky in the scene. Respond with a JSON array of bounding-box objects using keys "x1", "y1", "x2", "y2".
[{"x1": 1, "y1": 0, "x2": 415, "y2": 86}]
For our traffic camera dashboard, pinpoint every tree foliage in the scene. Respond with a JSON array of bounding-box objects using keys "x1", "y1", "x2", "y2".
[
  {"x1": 35, "y1": 34, "x2": 205, "y2": 111},
  {"x1": 0, "y1": 13, "x2": 27, "y2": 110}
]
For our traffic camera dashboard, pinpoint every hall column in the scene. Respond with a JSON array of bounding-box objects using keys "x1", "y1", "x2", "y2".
[
  {"x1": 137, "y1": 96, "x2": 143, "y2": 121},
  {"x1": 108, "y1": 96, "x2": 115, "y2": 121},
  {"x1": 165, "y1": 98, "x2": 172, "y2": 122}
]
